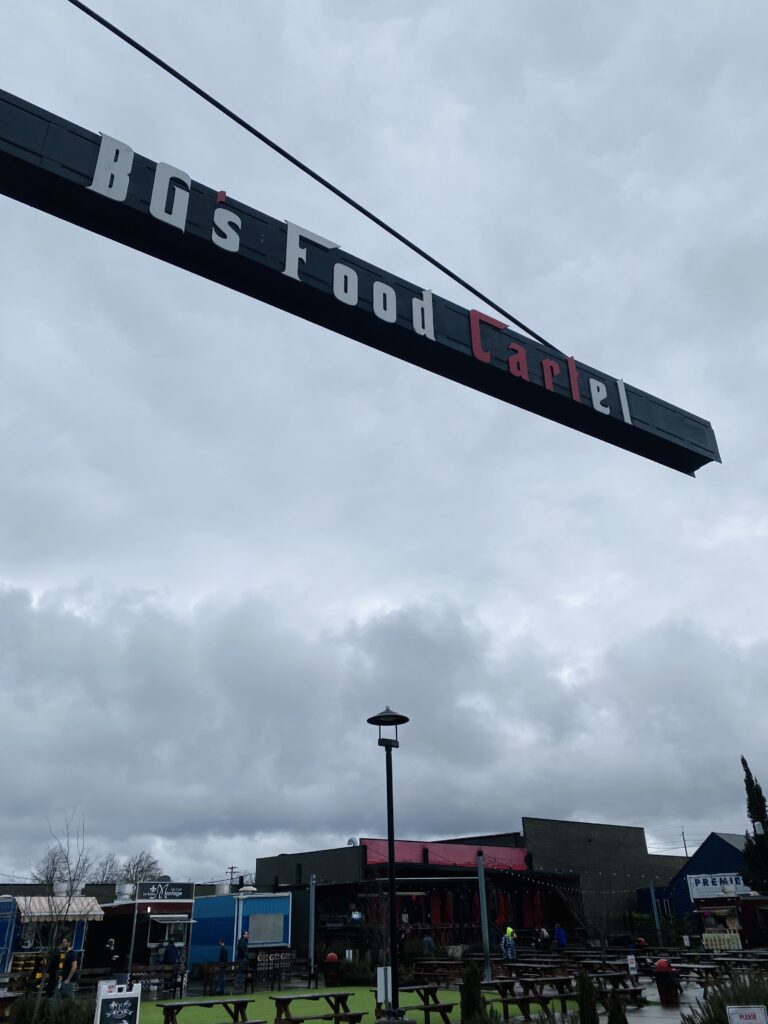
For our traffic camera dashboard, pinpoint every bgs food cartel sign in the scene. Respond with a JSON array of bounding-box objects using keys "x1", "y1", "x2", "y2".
[{"x1": 0, "y1": 89, "x2": 720, "y2": 474}]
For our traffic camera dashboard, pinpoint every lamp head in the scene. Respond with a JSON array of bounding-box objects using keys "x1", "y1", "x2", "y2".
[{"x1": 367, "y1": 706, "x2": 409, "y2": 747}]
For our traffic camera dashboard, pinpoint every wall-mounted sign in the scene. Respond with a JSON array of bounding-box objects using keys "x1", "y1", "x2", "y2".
[
  {"x1": 136, "y1": 882, "x2": 193, "y2": 902},
  {"x1": 687, "y1": 873, "x2": 750, "y2": 900},
  {"x1": 0, "y1": 88, "x2": 720, "y2": 474}
]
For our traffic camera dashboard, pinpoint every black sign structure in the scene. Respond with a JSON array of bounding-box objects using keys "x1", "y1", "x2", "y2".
[
  {"x1": 97, "y1": 991, "x2": 140, "y2": 1024},
  {"x1": 136, "y1": 882, "x2": 193, "y2": 901},
  {"x1": 0, "y1": 88, "x2": 720, "y2": 475}
]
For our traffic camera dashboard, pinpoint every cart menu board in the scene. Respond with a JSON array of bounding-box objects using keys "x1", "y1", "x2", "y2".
[{"x1": 95, "y1": 982, "x2": 141, "y2": 1024}]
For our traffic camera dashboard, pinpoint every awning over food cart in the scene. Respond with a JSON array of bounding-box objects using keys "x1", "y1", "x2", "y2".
[
  {"x1": 147, "y1": 921, "x2": 195, "y2": 929},
  {"x1": 16, "y1": 895, "x2": 104, "y2": 922}
]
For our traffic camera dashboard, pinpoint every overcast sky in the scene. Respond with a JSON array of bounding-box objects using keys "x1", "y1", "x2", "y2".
[{"x1": 1, "y1": 1, "x2": 766, "y2": 884}]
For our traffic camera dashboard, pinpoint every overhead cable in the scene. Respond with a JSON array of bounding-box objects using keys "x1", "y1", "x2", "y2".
[{"x1": 65, "y1": 0, "x2": 564, "y2": 355}]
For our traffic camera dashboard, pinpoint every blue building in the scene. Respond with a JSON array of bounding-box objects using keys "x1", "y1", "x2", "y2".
[
  {"x1": 667, "y1": 833, "x2": 747, "y2": 923},
  {"x1": 189, "y1": 890, "x2": 291, "y2": 967},
  {"x1": 0, "y1": 893, "x2": 104, "y2": 974}
]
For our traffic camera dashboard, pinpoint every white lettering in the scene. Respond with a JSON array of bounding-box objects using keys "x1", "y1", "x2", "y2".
[
  {"x1": 283, "y1": 221, "x2": 338, "y2": 280},
  {"x1": 211, "y1": 207, "x2": 242, "y2": 253},
  {"x1": 412, "y1": 289, "x2": 435, "y2": 340},
  {"x1": 373, "y1": 282, "x2": 397, "y2": 323},
  {"x1": 616, "y1": 378, "x2": 632, "y2": 423},
  {"x1": 589, "y1": 378, "x2": 611, "y2": 414},
  {"x1": 333, "y1": 263, "x2": 359, "y2": 306},
  {"x1": 88, "y1": 134, "x2": 134, "y2": 201},
  {"x1": 149, "y1": 163, "x2": 191, "y2": 231}
]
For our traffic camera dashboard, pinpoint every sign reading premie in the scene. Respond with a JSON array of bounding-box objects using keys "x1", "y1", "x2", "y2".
[
  {"x1": 687, "y1": 874, "x2": 750, "y2": 900},
  {"x1": 0, "y1": 88, "x2": 720, "y2": 474}
]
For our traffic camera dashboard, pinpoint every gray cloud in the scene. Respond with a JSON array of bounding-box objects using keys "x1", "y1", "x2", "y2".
[{"x1": 0, "y1": 0, "x2": 766, "y2": 878}]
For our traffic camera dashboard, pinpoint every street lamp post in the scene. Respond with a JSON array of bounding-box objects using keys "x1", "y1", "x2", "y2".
[{"x1": 367, "y1": 706, "x2": 409, "y2": 1016}]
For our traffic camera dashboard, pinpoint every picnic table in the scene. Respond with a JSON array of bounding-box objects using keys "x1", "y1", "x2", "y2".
[
  {"x1": 158, "y1": 997, "x2": 262, "y2": 1024},
  {"x1": 270, "y1": 991, "x2": 362, "y2": 1024},
  {"x1": 586, "y1": 972, "x2": 644, "y2": 1010},
  {"x1": 517, "y1": 975, "x2": 576, "y2": 1016},
  {"x1": 479, "y1": 978, "x2": 554, "y2": 1022},
  {"x1": 372, "y1": 984, "x2": 456, "y2": 1024},
  {"x1": 671, "y1": 962, "x2": 723, "y2": 998}
]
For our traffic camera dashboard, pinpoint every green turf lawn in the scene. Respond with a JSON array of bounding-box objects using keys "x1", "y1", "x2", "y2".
[
  {"x1": 137, "y1": 986, "x2": 463, "y2": 1024},
  {"x1": 136, "y1": 986, "x2": 577, "y2": 1024}
]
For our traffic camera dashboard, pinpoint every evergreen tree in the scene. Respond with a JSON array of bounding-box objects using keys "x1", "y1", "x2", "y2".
[
  {"x1": 460, "y1": 961, "x2": 485, "y2": 1024},
  {"x1": 577, "y1": 971, "x2": 600, "y2": 1024},
  {"x1": 607, "y1": 988, "x2": 628, "y2": 1024},
  {"x1": 741, "y1": 756, "x2": 768, "y2": 892},
  {"x1": 742, "y1": 756, "x2": 768, "y2": 829}
]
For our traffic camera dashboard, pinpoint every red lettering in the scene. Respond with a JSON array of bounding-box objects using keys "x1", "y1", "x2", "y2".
[
  {"x1": 508, "y1": 343, "x2": 529, "y2": 380},
  {"x1": 567, "y1": 356, "x2": 581, "y2": 402},
  {"x1": 542, "y1": 358, "x2": 561, "y2": 391},
  {"x1": 469, "y1": 309, "x2": 507, "y2": 364}
]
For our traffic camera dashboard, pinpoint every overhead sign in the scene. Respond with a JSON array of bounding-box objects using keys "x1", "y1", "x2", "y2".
[
  {"x1": 687, "y1": 873, "x2": 750, "y2": 900},
  {"x1": 0, "y1": 88, "x2": 720, "y2": 474},
  {"x1": 136, "y1": 882, "x2": 194, "y2": 901}
]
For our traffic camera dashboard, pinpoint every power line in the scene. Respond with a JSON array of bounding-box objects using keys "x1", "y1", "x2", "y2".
[{"x1": 65, "y1": 0, "x2": 564, "y2": 356}]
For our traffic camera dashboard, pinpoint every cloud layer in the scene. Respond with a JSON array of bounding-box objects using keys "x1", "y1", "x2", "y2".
[{"x1": 1, "y1": 0, "x2": 766, "y2": 880}]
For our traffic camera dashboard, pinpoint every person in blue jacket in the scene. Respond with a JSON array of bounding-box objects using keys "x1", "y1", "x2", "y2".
[{"x1": 501, "y1": 925, "x2": 517, "y2": 961}]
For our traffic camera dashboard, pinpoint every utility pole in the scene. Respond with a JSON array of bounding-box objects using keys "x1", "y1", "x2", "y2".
[
  {"x1": 681, "y1": 830, "x2": 689, "y2": 857},
  {"x1": 227, "y1": 866, "x2": 238, "y2": 887}
]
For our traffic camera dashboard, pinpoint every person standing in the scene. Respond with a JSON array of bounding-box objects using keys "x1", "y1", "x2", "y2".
[
  {"x1": 501, "y1": 926, "x2": 517, "y2": 962},
  {"x1": 163, "y1": 941, "x2": 180, "y2": 965},
  {"x1": 57, "y1": 938, "x2": 79, "y2": 999},
  {"x1": 235, "y1": 931, "x2": 249, "y2": 989},
  {"x1": 215, "y1": 939, "x2": 228, "y2": 995},
  {"x1": 554, "y1": 923, "x2": 567, "y2": 949}
]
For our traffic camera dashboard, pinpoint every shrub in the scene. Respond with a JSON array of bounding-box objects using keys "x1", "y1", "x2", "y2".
[
  {"x1": 9, "y1": 995, "x2": 97, "y2": 1024},
  {"x1": 681, "y1": 975, "x2": 768, "y2": 1024},
  {"x1": 335, "y1": 958, "x2": 375, "y2": 985},
  {"x1": 577, "y1": 971, "x2": 600, "y2": 1024},
  {"x1": 606, "y1": 988, "x2": 628, "y2": 1024},
  {"x1": 461, "y1": 961, "x2": 485, "y2": 1024}
]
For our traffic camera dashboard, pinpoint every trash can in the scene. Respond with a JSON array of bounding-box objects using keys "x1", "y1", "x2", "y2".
[
  {"x1": 323, "y1": 953, "x2": 339, "y2": 987},
  {"x1": 654, "y1": 959, "x2": 680, "y2": 1008}
]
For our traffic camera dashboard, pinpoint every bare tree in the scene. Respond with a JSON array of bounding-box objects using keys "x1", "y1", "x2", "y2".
[
  {"x1": 26, "y1": 815, "x2": 92, "y2": 1022},
  {"x1": 120, "y1": 850, "x2": 163, "y2": 883},
  {"x1": 32, "y1": 815, "x2": 92, "y2": 896},
  {"x1": 90, "y1": 852, "x2": 121, "y2": 884}
]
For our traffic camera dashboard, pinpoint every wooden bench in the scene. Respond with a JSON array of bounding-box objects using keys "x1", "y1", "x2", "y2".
[
  {"x1": 130, "y1": 964, "x2": 184, "y2": 998},
  {"x1": 275, "y1": 1015, "x2": 332, "y2": 1024},
  {"x1": 75, "y1": 967, "x2": 111, "y2": 993},
  {"x1": 202, "y1": 962, "x2": 255, "y2": 995},
  {"x1": 594, "y1": 987, "x2": 644, "y2": 1010},
  {"x1": 491, "y1": 995, "x2": 554, "y2": 1021},
  {"x1": 400, "y1": 1002, "x2": 457, "y2": 1024}
]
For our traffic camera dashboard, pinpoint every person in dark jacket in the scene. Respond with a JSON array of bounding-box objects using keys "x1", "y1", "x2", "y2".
[
  {"x1": 235, "y1": 932, "x2": 249, "y2": 989},
  {"x1": 163, "y1": 941, "x2": 180, "y2": 965},
  {"x1": 215, "y1": 939, "x2": 228, "y2": 994}
]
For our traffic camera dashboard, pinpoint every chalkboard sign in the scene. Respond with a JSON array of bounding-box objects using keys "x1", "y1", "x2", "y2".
[{"x1": 95, "y1": 983, "x2": 141, "y2": 1024}]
